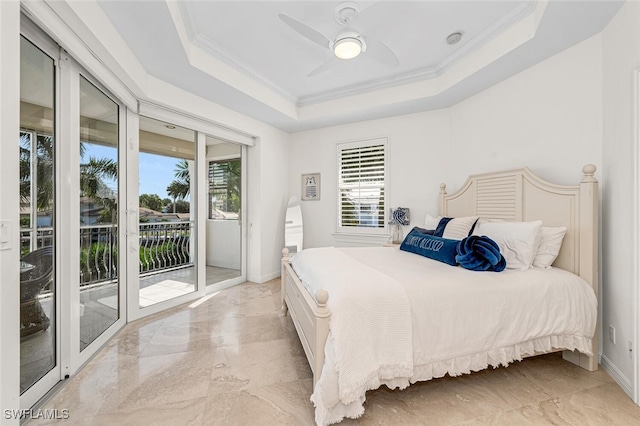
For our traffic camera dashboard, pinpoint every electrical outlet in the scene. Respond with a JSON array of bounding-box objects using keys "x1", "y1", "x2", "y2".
[{"x1": 609, "y1": 325, "x2": 616, "y2": 344}]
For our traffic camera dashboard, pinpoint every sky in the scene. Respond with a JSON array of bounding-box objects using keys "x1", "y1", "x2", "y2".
[{"x1": 83, "y1": 144, "x2": 182, "y2": 200}]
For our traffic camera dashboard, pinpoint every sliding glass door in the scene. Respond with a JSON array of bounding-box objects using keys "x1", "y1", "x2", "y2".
[
  {"x1": 78, "y1": 76, "x2": 120, "y2": 351},
  {"x1": 19, "y1": 35, "x2": 58, "y2": 401},
  {"x1": 19, "y1": 23, "x2": 127, "y2": 408}
]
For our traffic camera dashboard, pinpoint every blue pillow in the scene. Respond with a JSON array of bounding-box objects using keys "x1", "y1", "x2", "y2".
[
  {"x1": 456, "y1": 235, "x2": 506, "y2": 272},
  {"x1": 433, "y1": 217, "x2": 452, "y2": 237},
  {"x1": 400, "y1": 229, "x2": 459, "y2": 266},
  {"x1": 410, "y1": 226, "x2": 435, "y2": 235}
]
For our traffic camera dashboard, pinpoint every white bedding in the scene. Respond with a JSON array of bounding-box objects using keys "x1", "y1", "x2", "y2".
[
  {"x1": 290, "y1": 248, "x2": 413, "y2": 413},
  {"x1": 291, "y1": 246, "x2": 597, "y2": 426}
]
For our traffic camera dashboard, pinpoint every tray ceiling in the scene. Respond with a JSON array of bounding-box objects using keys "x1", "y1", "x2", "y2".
[{"x1": 91, "y1": 1, "x2": 623, "y2": 132}]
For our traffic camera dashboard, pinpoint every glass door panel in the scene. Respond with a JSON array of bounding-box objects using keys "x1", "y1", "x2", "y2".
[
  {"x1": 19, "y1": 36, "x2": 56, "y2": 393},
  {"x1": 78, "y1": 76, "x2": 119, "y2": 351},
  {"x1": 138, "y1": 116, "x2": 196, "y2": 307},
  {"x1": 205, "y1": 138, "x2": 242, "y2": 286}
]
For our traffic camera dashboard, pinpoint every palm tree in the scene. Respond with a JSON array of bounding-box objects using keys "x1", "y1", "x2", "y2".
[
  {"x1": 166, "y1": 159, "x2": 191, "y2": 213},
  {"x1": 80, "y1": 156, "x2": 118, "y2": 223},
  {"x1": 20, "y1": 134, "x2": 118, "y2": 212},
  {"x1": 174, "y1": 159, "x2": 190, "y2": 186},
  {"x1": 19, "y1": 133, "x2": 54, "y2": 211},
  {"x1": 166, "y1": 181, "x2": 187, "y2": 214},
  {"x1": 80, "y1": 157, "x2": 118, "y2": 199}
]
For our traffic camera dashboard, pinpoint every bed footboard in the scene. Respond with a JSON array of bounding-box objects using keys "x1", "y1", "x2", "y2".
[{"x1": 281, "y1": 248, "x2": 330, "y2": 387}]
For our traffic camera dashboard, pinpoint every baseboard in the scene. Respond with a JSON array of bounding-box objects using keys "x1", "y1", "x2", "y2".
[
  {"x1": 600, "y1": 353, "x2": 634, "y2": 398},
  {"x1": 250, "y1": 270, "x2": 280, "y2": 284}
]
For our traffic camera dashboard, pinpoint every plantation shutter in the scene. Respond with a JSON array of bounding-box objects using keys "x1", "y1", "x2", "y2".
[{"x1": 337, "y1": 138, "x2": 387, "y2": 233}]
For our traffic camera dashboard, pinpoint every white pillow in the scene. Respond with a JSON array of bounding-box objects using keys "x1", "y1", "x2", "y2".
[
  {"x1": 533, "y1": 226, "x2": 567, "y2": 268},
  {"x1": 473, "y1": 220, "x2": 543, "y2": 270},
  {"x1": 441, "y1": 216, "x2": 479, "y2": 240},
  {"x1": 424, "y1": 214, "x2": 442, "y2": 230}
]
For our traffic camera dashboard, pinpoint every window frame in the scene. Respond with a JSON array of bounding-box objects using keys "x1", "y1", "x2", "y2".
[{"x1": 336, "y1": 137, "x2": 388, "y2": 236}]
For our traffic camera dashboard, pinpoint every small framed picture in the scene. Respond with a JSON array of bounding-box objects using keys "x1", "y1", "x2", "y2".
[{"x1": 301, "y1": 173, "x2": 321, "y2": 201}]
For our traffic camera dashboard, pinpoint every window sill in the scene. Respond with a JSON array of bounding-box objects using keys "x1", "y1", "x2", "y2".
[{"x1": 332, "y1": 232, "x2": 391, "y2": 246}]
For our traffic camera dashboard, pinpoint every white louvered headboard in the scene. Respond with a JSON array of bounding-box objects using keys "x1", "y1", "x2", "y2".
[{"x1": 438, "y1": 164, "x2": 599, "y2": 370}]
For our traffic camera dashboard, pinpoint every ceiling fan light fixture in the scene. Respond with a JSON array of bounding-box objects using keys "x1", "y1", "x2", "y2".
[{"x1": 334, "y1": 36, "x2": 362, "y2": 60}]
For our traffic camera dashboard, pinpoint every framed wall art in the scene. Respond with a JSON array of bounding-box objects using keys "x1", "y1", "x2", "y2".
[{"x1": 301, "y1": 173, "x2": 321, "y2": 201}]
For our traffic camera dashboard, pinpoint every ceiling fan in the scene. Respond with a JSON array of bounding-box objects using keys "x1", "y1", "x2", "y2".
[{"x1": 279, "y1": 2, "x2": 399, "y2": 77}]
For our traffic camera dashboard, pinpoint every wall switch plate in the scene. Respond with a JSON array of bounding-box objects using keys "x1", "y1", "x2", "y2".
[
  {"x1": 609, "y1": 325, "x2": 616, "y2": 344},
  {"x1": 0, "y1": 220, "x2": 11, "y2": 251}
]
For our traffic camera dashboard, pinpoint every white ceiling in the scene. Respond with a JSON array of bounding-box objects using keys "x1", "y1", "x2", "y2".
[{"x1": 95, "y1": 0, "x2": 623, "y2": 133}]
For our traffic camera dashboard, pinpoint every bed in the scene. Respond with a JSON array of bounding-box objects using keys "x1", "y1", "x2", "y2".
[{"x1": 280, "y1": 165, "x2": 599, "y2": 425}]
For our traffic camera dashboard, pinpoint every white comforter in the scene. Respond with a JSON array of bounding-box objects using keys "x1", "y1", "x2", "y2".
[{"x1": 291, "y1": 246, "x2": 597, "y2": 426}]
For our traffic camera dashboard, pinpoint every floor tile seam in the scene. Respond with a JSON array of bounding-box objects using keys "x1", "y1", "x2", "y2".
[
  {"x1": 233, "y1": 377, "x2": 304, "y2": 392},
  {"x1": 94, "y1": 395, "x2": 209, "y2": 420},
  {"x1": 130, "y1": 349, "x2": 221, "y2": 370},
  {"x1": 218, "y1": 379, "x2": 314, "y2": 422},
  {"x1": 31, "y1": 369, "x2": 118, "y2": 416},
  {"x1": 212, "y1": 337, "x2": 295, "y2": 353},
  {"x1": 503, "y1": 381, "x2": 608, "y2": 410},
  {"x1": 452, "y1": 385, "x2": 613, "y2": 426},
  {"x1": 415, "y1": 368, "x2": 588, "y2": 420},
  {"x1": 96, "y1": 381, "x2": 212, "y2": 417},
  {"x1": 446, "y1": 397, "x2": 548, "y2": 426},
  {"x1": 138, "y1": 344, "x2": 221, "y2": 359},
  {"x1": 510, "y1": 364, "x2": 612, "y2": 400},
  {"x1": 153, "y1": 318, "x2": 223, "y2": 332}
]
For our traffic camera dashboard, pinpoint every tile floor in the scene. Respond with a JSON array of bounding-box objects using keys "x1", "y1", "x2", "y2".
[
  {"x1": 29, "y1": 279, "x2": 640, "y2": 425},
  {"x1": 21, "y1": 266, "x2": 240, "y2": 393}
]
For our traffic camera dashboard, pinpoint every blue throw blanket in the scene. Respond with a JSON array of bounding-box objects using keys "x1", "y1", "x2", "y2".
[{"x1": 456, "y1": 235, "x2": 506, "y2": 272}]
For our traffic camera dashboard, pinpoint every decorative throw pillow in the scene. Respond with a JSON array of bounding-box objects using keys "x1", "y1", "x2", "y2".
[
  {"x1": 434, "y1": 216, "x2": 479, "y2": 240},
  {"x1": 411, "y1": 226, "x2": 435, "y2": 235},
  {"x1": 473, "y1": 220, "x2": 543, "y2": 270},
  {"x1": 424, "y1": 214, "x2": 442, "y2": 230},
  {"x1": 533, "y1": 226, "x2": 567, "y2": 268},
  {"x1": 456, "y1": 235, "x2": 506, "y2": 272},
  {"x1": 400, "y1": 229, "x2": 459, "y2": 266}
]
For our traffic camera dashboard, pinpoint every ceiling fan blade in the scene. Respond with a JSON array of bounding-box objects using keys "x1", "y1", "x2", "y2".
[
  {"x1": 365, "y1": 37, "x2": 399, "y2": 68},
  {"x1": 307, "y1": 58, "x2": 338, "y2": 77},
  {"x1": 279, "y1": 14, "x2": 331, "y2": 49}
]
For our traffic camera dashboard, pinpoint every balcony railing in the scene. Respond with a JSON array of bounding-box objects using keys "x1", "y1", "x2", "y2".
[
  {"x1": 139, "y1": 222, "x2": 193, "y2": 275},
  {"x1": 20, "y1": 220, "x2": 194, "y2": 288}
]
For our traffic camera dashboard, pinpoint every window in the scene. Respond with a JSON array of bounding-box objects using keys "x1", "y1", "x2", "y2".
[
  {"x1": 208, "y1": 158, "x2": 241, "y2": 219},
  {"x1": 337, "y1": 138, "x2": 387, "y2": 234}
]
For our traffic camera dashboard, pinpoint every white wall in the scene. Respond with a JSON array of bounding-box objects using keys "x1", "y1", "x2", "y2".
[
  {"x1": 290, "y1": 109, "x2": 451, "y2": 248},
  {"x1": 206, "y1": 220, "x2": 241, "y2": 269},
  {"x1": 450, "y1": 35, "x2": 602, "y2": 188},
  {"x1": 290, "y1": 34, "x2": 603, "y2": 251},
  {"x1": 601, "y1": 0, "x2": 640, "y2": 397},
  {"x1": 257, "y1": 134, "x2": 291, "y2": 281}
]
